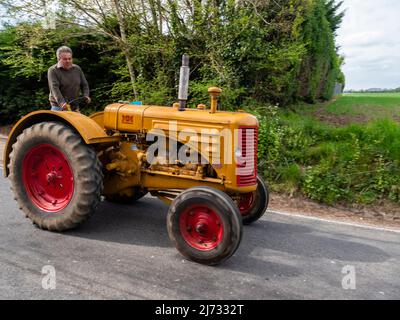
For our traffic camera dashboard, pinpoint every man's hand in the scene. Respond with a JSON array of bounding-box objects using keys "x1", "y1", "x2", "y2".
[
  {"x1": 61, "y1": 103, "x2": 71, "y2": 111},
  {"x1": 84, "y1": 96, "x2": 91, "y2": 104}
]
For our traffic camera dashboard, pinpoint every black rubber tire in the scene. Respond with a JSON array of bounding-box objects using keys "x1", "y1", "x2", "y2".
[
  {"x1": 241, "y1": 175, "x2": 270, "y2": 225},
  {"x1": 104, "y1": 187, "x2": 147, "y2": 204},
  {"x1": 8, "y1": 121, "x2": 103, "y2": 232},
  {"x1": 167, "y1": 187, "x2": 243, "y2": 266}
]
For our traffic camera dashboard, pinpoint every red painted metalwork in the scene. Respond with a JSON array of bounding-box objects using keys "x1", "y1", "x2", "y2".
[
  {"x1": 22, "y1": 144, "x2": 74, "y2": 212},
  {"x1": 237, "y1": 126, "x2": 258, "y2": 186},
  {"x1": 179, "y1": 205, "x2": 224, "y2": 251},
  {"x1": 238, "y1": 192, "x2": 256, "y2": 216}
]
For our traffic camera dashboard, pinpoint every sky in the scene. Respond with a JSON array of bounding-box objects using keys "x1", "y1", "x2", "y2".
[{"x1": 336, "y1": 0, "x2": 400, "y2": 90}]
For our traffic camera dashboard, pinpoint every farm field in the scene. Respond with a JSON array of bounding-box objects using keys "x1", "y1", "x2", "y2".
[{"x1": 294, "y1": 92, "x2": 400, "y2": 126}]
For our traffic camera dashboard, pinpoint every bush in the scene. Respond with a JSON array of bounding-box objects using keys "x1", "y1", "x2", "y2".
[{"x1": 252, "y1": 107, "x2": 400, "y2": 205}]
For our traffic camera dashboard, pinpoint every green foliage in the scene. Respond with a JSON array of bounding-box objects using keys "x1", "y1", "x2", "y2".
[
  {"x1": 325, "y1": 0, "x2": 345, "y2": 34},
  {"x1": 252, "y1": 106, "x2": 400, "y2": 205},
  {"x1": 0, "y1": 23, "x2": 120, "y2": 123},
  {"x1": 297, "y1": 0, "x2": 343, "y2": 103},
  {"x1": 0, "y1": 0, "x2": 344, "y2": 123}
]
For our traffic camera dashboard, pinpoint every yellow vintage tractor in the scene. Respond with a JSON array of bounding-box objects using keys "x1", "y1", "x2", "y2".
[{"x1": 3, "y1": 56, "x2": 269, "y2": 265}]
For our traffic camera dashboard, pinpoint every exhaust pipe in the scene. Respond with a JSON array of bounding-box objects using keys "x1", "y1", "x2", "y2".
[{"x1": 178, "y1": 54, "x2": 190, "y2": 111}]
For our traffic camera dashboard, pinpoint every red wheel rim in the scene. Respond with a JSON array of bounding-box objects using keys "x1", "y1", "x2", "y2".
[
  {"x1": 22, "y1": 144, "x2": 74, "y2": 212},
  {"x1": 238, "y1": 192, "x2": 256, "y2": 216},
  {"x1": 179, "y1": 205, "x2": 224, "y2": 251}
]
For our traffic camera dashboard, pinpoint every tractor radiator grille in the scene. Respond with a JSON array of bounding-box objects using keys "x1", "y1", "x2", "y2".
[{"x1": 237, "y1": 126, "x2": 258, "y2": 186}]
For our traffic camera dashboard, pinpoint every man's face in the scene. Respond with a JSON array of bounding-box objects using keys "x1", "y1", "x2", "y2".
[{"x1": 59, "y1": 52, "x2": 73, "y2": 70}]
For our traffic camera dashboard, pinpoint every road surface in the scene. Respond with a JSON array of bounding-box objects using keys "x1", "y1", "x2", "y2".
[{"x1": 0, "y1": 168, "x2": 399, "y2": 300}]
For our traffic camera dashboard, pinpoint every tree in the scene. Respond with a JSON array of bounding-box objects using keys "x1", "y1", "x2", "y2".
[
  {"x1": 296, "y1": 0, "x2": 344, "y2": 102},
  {"x1": 0, "y1": 0, "x2": 346, "y2": 119}
]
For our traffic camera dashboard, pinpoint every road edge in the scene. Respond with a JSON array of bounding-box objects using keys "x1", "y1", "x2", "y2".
[{"x1": 269, "y1": 210, "x2": 400, "y2": 233}]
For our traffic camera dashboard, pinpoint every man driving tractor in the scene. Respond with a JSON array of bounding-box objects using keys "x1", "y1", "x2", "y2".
[{"x1": 48, "y1": 46, "x2": 91, "y2": 111}]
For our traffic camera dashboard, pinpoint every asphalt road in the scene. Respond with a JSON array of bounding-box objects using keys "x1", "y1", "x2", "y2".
[{"x1": 0, "y1": 168, "x2": 399, "y2": 300}]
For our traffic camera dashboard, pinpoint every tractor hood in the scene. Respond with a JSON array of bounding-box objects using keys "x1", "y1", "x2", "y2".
[{"x1": 103, "y1": 103, "x2": 259, "y2": 133}]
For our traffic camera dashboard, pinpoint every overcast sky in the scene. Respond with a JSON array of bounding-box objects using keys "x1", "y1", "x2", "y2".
[{"x1": 337, "y1": 0, "x2": 400, "y2": 90}]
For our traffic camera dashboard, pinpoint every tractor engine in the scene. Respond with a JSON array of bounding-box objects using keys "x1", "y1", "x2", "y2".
[{"x1": 93, "y1": 94, "x2": 259, "y2": 205}]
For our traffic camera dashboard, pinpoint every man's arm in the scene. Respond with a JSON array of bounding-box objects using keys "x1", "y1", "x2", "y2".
[{"x1": 48, "y1": 67, "x2": 66, "y2": 106}]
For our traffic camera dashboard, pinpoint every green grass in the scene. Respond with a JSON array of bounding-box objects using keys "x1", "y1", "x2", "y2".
[
  {"x1": 291, "y1": 92, "x2": 400, "y2": 125},
  {"x1": 253, "y1": 105, "x2": 400, "y2": 205},
  {"x1": 344, "y1": 92, "x2": 400, "y2": 98},
  {"x1": 249, "y1": 93, "x2": 400, "y2": 206},
  {"x1": 328, "y1": 93, "x2": 400, "y2": 117}
]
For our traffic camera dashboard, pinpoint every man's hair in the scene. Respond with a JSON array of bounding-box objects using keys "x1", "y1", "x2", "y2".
[{"x1": 56, "y1": 46, "x2": 73, "y2": 60}]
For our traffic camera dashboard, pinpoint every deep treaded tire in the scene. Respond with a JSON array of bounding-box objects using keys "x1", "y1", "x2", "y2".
[
  {"x1": 240, "y1": 175, "x2": 269, "y2": 225},
  {"x1": 8, "y1": 122, "x2": 103, "y2": 231},
  {"x1": 167, "y1": 187, "x2": 243, "y2": 266}
]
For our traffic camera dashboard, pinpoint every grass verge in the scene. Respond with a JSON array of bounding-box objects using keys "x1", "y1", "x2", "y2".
[{"x1": 252, "y1": 102, "x2": 400, "y2": 206}]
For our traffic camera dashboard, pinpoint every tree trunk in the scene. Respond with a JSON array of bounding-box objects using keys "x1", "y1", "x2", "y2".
[{"x1": 112, "y1": 0, "x2": 138, "y2": 99}]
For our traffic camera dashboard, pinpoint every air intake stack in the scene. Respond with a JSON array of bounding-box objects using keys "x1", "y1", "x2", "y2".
[{"x1": 178, "y1": 54, "x2": 190, "y2": 111}]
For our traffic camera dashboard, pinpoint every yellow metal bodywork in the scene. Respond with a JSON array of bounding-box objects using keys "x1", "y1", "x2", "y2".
[
  {"x1": 5, "y1": 99, "x2": 259, "y2": 197},
  {"x1": 3, "y1": 110, "x2": 120, "y2": 177},
  {"x1": 101, "y1": 103, "x2": 259, "y2": 195},
  {"x1": 89, "y1": 111, "x2": 106, "y2": 128}
]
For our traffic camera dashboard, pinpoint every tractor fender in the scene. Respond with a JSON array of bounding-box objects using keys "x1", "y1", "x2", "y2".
[{"x1": 3, "y1": 110, "x2": 120, "y2": 177}]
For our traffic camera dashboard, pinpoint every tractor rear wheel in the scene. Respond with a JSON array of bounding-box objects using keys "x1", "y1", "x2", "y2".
[
  {"x1": 167, "y1": 187, "x2": 243, "y2": 265},
  {"x1": 237, "y1": 175, "x2": 269, "y2": 225},
  {"x1": 8, "y1": 122, "x2": 103, "y2": 231}
]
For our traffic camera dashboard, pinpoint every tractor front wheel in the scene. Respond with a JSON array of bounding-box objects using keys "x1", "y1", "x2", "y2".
[
  {"x1": 167, "y1": 187, "x2": 243, "y2": 265},
  {"x1": 9, "y1": 122, "x2": 103, "y2": 231}
]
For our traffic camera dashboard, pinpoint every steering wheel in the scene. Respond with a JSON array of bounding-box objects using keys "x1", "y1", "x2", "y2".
[{"x1": 67, "y1": 97, "x2": 89, "y2": 111}]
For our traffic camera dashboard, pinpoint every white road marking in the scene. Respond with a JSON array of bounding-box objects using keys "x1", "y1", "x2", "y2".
[{"x1": 269, "y1": 210, "x2": 400, "y2": 234}]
